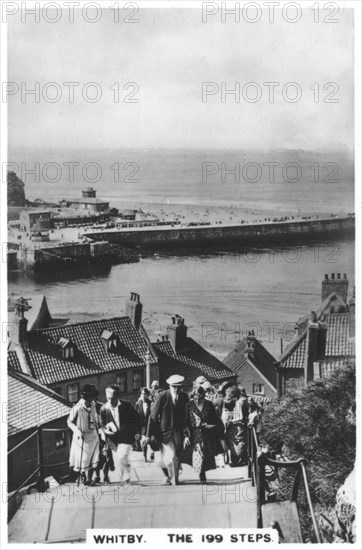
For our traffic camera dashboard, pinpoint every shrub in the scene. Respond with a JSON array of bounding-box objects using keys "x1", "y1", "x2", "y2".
[{"x1": 259, "y1": 363, "x2": 356, "y2": 541}]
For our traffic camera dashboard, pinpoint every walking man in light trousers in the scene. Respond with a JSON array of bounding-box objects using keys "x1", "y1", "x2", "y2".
[{"x1": 100, "y1": 385, "x2": 140, "y2": 483}]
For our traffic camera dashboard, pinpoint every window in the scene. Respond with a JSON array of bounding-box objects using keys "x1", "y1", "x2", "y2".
[
  {"x1": 101, "y1": 330, "x2": 118, "y2": 352},
  {"x1": 252, "y1": 383, "x2": 264, "y2": 395},
  {"x1": 116, "y1": 373, "x2": 127, "y2": 393},
  {"x1": 58, "y1": 337, "x2": 75, "y2": 360},
  {"x1": 132, "y1": 370, "x2": 143, "y2": 390},
  {"x1": 67, "y1": 383, "x2": 79, "y2": 403},
  {"x1": 55, "y1": 431, "x2": 66, "y2": 449}
]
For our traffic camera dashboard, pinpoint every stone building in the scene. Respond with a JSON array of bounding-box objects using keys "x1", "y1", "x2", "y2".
[
  {"x1": 275, "y1": 273, "x2": 355, "y2": 397},
  {"x1": 66, "y1": 188, "x2": 109, "y2": 213},
  {"x1": 19, "y1": 209, "x2": 53, "y2": 232},
  {"x1": 223, "y1": 330, "x2": 277, "y2": 400}
]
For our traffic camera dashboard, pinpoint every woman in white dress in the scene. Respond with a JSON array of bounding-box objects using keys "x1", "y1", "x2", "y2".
[{"x1": 68, "y1": 384, "x2": 100, "y2": 485}]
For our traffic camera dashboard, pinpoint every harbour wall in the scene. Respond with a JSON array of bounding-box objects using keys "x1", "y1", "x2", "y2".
[
  {"x1": 13, "y1": 241, "x2": 138, "y2": 272},
  {"x1": 84, "y1": 216, "x2": 355, "y2": 249}
]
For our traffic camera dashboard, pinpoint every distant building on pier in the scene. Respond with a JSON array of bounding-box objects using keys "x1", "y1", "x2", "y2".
[
  {"x1": 19, "y1": 209, "x2": 53, "y2": 232},
  {"x1": 65, "y1": 188, "x2": 110, "y2": 213}
]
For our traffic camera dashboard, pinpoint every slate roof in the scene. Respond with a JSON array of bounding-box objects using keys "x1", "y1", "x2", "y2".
[
  {"x1": 8, "y1": 370, "x2": 71, "y2": 436},
  {"x1": 223, "y1": 337, "x2": 277, "y2": 388},
  {"x1": 153, "y1": 338, "x2": 234, "y2": 388},
  {"x1": 23, "y1": 317, "x2": 156, "y2": 385},
  {"x1": 8, "y1": 350, "x2": 22, "y2": 372}
]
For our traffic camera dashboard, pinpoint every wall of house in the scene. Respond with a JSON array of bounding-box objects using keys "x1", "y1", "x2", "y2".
[
  {"x1": 8, "y1": 416, "x2": 70, "y2": 491},
  {"x1": 281, "y1": 369, "x2": 305, "y2": 395},
  {"x1": 49, "y1": 364, "x2": 159, "y2": 404},
  {"x1": 234, "y1": 361, "x2": 277, "y2": 398}
]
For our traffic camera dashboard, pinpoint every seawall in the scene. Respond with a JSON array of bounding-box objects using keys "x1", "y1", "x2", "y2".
[
  {"x1": 83, "y1": 216, "x2": 355, "y2": 249},
  {"x1": 13, "y1": 241, "x2": 139, "y2": 272}
]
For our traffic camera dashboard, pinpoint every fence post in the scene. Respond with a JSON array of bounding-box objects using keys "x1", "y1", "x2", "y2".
[
  {"x1": 247, "y1": 428, "x2": 252, "y2": 481},
  {"x1": 257, "y1": 450, "x2": 267, "y2": 528},
  {"x1": 37, "y1": 427, "x2": 45, "y2": 492}
]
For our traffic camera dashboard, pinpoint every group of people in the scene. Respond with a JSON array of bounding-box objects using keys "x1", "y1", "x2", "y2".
[{"x1": 67, "y1": 375, "x2": 262, "y2": 486}]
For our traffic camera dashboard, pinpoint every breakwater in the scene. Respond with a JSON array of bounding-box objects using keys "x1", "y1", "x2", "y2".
[
  {"x1": 11, "y1": 240, "x2": 139, "y2": 273},
  {"x1": 83, "y1": 216, "x2": 355, "y2": 250}
]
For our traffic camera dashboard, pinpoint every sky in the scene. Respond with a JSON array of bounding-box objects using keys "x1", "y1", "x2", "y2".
[{"x1": 7, "y1": 4, "x2": 354, "y2": 151}]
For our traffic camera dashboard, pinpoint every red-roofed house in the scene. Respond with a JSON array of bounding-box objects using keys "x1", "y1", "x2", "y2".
[
  {"x1": 275, "y1": 273, "x2": 355, "y2": 397},
  {"x1": 223, "y1": 330, "x2": 277, "y2": 400},
  {"x1": 7, "y1": 293, "x2": 159, "y2": 403},
  {"x1": 153, "y1": 314, "x2": 235, "y2": 392}
]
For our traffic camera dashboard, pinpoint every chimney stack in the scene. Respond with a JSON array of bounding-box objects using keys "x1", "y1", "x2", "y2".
[
  {"x1": 321, "y1": 273, "x2": 349, "y2": 304},
  {"x1": 245, "y1": 330, "x2": 256, "y2": 359},
  {"x1": 167, "y1": 314, "x2": 187, "y2": 353},
  {"x1": 11, "y1": 301, "x2": 29, "y2": 346},
  {"x1": 126, "y1": 292, "x2": 142, "y2": 329},
  {"x1": 304, "y1": 321, "x2": 327, "y2": 385}
]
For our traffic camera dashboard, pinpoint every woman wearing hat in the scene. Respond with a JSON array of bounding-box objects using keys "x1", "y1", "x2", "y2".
[
  {"x1": 221, "y1": 386, "x2": 249, "y2": 467},
  {"x1": 183, "y1": 386, "x2": 222, "y2": 483},
  {"x1": 67, "y1": 384, "x2": 100, "y2": 486}
]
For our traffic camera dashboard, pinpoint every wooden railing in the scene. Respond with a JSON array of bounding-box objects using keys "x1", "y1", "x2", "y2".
[{"x1": 247, "y1": 425, "x2": 321, "y2": 543}]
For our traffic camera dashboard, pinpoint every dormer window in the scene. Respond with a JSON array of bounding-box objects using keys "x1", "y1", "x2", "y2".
[
  {"x1": 58, "y1": 337, "x2": 75, "y2": 360},
  {"x1": 101, "y1": 330, "x2": 119, "y2": 352}
]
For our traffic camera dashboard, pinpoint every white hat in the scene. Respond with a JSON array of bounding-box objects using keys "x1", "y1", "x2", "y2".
[{"x1": 166, "y1": 374, "x2": 185, "y2": 387}]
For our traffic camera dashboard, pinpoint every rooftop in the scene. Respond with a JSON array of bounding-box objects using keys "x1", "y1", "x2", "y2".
[
  {"x1": 8, "y1": 350, "x2": 22, "y2": 372},
  {"x1": 8, "y1": 370, "x2": 71, "y2": 436},
  {"x1": 68, "y1": 197, "x2": 109, "y2": 205},
  {"x1": 16, "y1": 317, "x2": 156, "y2": 385},
  {"x1": 153, "y1": 338, "x2": 233, "y2": 387},
  {"x1": 223, "y1": 336, "x2": 277, "y2": 387}
]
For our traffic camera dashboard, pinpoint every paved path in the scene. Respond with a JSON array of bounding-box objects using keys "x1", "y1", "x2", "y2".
[{"x1": 8, "y1": 452, "x2": 256, "y2": 543}]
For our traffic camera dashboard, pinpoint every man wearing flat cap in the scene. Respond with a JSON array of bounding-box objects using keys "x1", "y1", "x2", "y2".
[{"x1": 148, "y1": 374, "x2": 189, "y2": 485}]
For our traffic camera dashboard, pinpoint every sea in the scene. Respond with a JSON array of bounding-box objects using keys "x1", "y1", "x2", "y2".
[{"x1": 7, "y1": 147, "x2": 355, "y2": 359}]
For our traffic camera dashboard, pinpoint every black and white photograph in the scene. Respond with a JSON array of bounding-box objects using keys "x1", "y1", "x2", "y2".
[{"x1": 1, "y1": 1, "x2": 360, "y2": 548}]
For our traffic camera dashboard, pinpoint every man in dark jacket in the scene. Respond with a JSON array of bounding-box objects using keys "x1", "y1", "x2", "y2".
[
  {"x1": 134, "y1": 387, "x2": 152, "y2": 461},
  {"x1": 100, "y1": 385, "x2": 140, "y2": 483},
  {"x1": 148, "y1": 375, "x2": 189, "y2": 485}
]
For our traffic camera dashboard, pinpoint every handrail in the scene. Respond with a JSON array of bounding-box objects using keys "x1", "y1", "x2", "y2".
[
  {"x1": 247, "y1": 425, "x2": 321, "y2": 543},
  {"x1": 301, "y1": 462, "x2": 321, "y2": 543},
  {"x1": 8, "y1": 467, "x2": 40, "y2": 501},
  {"x1": 262, "y1": 456, "x2": 305, "y2": 469},
  {"x1": 8, "y1": 429, "x2": 38, "y2": 455},
  {"x1": 8, "y1": 426, "x2": 70, "y2": 498}
]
